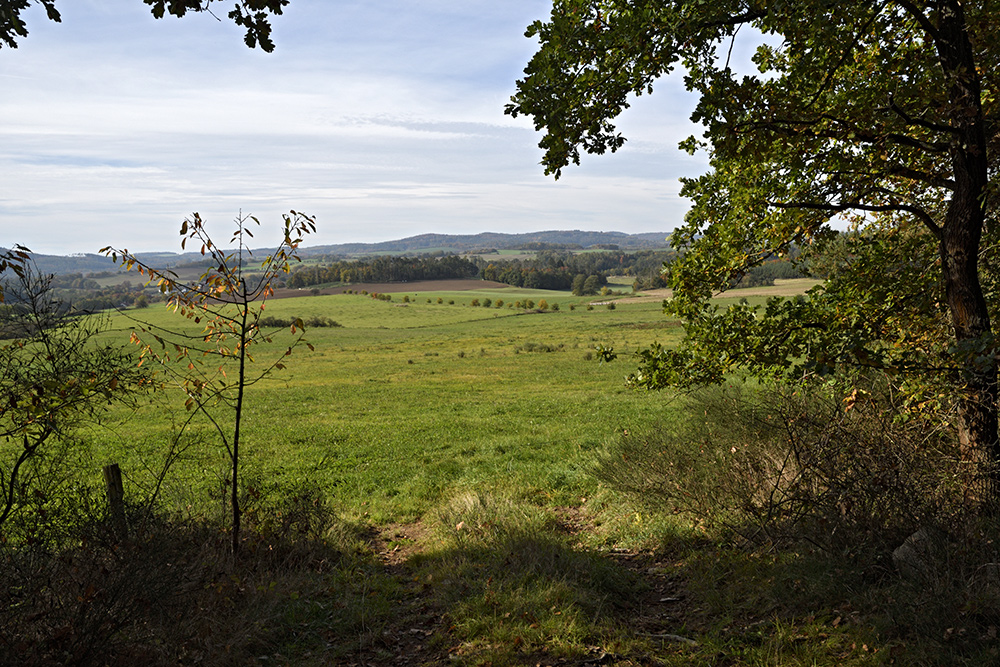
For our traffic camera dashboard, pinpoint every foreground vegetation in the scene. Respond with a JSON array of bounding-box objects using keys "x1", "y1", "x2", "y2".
[{"x1": 2, "y1": 282, "x2": 997, "y2": 665}]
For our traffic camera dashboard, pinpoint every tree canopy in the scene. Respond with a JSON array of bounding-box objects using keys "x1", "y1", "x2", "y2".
[
  {"x1": 0, "y1": 0, "x2": 289, "y2": 51},
  {"x1": 508, "y1": 1, "x2": 1000, "y2": 496}
]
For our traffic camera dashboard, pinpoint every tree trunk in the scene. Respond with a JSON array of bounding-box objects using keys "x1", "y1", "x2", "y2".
[
  {"x1": 941, "y1": 214, "x2": 999, "y2": 505},
  {"x1": 935, "y1": 0, "x2": 999, "y2": 507}
]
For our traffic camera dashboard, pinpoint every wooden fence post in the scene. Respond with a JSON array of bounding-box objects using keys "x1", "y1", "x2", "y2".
[{"x1": 103, "y1": 463, "x2": 127, "y2": 538}]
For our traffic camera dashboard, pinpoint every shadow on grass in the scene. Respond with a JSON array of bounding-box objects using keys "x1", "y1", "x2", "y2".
[
  {"x1": 650, "y1": 534, "x2": 1000, "y2": 666},
  {"x1": 0, "y1": 502, "x2": 400, "y2": 667},
  {"x1": 589, "y1": 382, "x2": 1000, "y2": 666},
  {"x1": 405, "y1": 490, "x2": 651, "y2": 666},
  {"x1": 0, "y1": 489, "x2": 657, "y2": 667}
]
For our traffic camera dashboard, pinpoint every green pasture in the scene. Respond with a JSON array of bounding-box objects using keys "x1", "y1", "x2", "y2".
[{"x1": 91, "y1": 288, "x2": 684, "y2": 524}]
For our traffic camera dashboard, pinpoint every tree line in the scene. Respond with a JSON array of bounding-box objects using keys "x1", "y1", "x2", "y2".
[
  {"x1": 285, "y1": 255, "x2": 480, "y2": 287},
  {"x1": 283, "y1": 247, "x2": 804, "y2": 293}
]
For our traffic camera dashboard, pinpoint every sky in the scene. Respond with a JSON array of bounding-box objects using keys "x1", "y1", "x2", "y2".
[{"x1": 0, "y1": 0, "x2": 713, "y2": 255}]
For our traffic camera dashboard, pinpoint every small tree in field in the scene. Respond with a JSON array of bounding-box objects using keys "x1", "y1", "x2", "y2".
[{"x1": 102, "y1": 210, "x2": 316, "y2": 557}]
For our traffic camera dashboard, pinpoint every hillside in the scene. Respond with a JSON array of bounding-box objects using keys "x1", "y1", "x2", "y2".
[
  {"x1": 300, "y1": 230, "x2": 670, "y2": 256},
  {"x1": 5, "y1": 231, "x2": 671, "y2": 275}
]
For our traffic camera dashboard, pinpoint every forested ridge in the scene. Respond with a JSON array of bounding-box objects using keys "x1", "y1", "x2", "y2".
[{"x1": 283, "y1": 248, "x2": 804, "y2": 293}]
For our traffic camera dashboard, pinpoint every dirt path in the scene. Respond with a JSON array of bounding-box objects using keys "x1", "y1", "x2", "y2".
[
  {"x1": 345, "y1": 511, "x2": 695, "y2": 666},
  {"x1": 352, "y1": 522, "x2": 446, "y2": 666}
]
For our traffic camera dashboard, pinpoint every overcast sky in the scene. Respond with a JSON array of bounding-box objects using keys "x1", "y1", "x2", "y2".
[{"x1": 1, "y1": 0, "x2": 711, "y2": 255}]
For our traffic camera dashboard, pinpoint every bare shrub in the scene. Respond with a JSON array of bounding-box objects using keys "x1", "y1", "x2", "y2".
[
  {"x1": 598, "y1": 380, "x2": 965, "y2": 550},
  {"x1": 514, "y1": 341, "x2": 563, "y2": 354}
]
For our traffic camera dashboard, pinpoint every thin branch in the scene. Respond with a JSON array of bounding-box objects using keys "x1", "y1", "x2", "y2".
[
  {"x1": 883, "y1": 164, "x2": 955, "y2": 189},
  {"x1": 886, "y1": 93, "x2": 959, "y2": 135},
  {"x1": 724, "y1": 23, "x2": 741, "y2": 71},
  {"x1": 687, "y1": 9, "x2": 768, "y2": 32},
  {"x1": 805, "y1": 3, "x2": 887, "y2": 109},
  {"x1": 888, "y1": 0, "x2": 940, "y2": 41},
  {"x1": 742, "y1": 115, "x2": 953, "y2": 153},
  {"x1": 767, "y1": 199, "x2": 942, "y2": 238}
]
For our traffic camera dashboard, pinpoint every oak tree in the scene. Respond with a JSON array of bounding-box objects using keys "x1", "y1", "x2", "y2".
[
  {"x1": 0, "y1": 264, "x2": 147, "y2": 535},
  {"x1": 508, "y1": 1, "x2": 1000, "y2": 499}
]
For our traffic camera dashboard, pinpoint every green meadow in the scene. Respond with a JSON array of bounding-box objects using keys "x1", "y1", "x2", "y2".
[{"x1": 94, "y1": 288, "x2": 683, "y2": 524}]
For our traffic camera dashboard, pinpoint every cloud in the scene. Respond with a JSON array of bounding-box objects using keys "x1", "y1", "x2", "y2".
[{"x1": 0, "y1": 0, "x2": 706, "y2": 254}]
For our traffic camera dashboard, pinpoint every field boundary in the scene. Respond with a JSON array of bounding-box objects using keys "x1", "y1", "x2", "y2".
[{"x1": 271, "y1": 279, "x2": 510, "y2": 299}]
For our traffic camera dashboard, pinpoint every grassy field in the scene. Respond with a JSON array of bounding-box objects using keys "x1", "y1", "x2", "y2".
[
  {"x1": 91, "y1": 289, "x2": 683, "y2": 523},
  {"x1": 6, "y1": 280, "x2": 986, "y2": 666}
]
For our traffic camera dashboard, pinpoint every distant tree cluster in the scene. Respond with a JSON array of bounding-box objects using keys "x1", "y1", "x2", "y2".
[
  {"x1": 479, "y1": 262, "x2": 582, "y2": 290},
  {"x1": 628, "y1": 253, "x2": 801, "y2": 291},
  {"x1": 1, "y1": 272, "x2": 155, "y2": 314},
  {"x1": 732, "y1": 259, "x2": 803, "y2": 289},
  {"x1": 624, "y1": 252, "x2": 675, "y2": 289},
  {"x1": 477, "y1": 249, "x2": 677, "y2": 291},
  {"x1": 286, "y1": 255, "x2": 479, "y2": 288},
  {"x1": 570, "y1": 273, "x2": 606, "y2": 296},
  {"x1": 513, "y1": 242, "x2": 584, "y2": 251},
  {"x1": 258, "y1": 315, "x2": 341, "y2": 329},
  {"x1": 51, "y1": 279, "x2": 151, "y2": 313},
  {"x1": 49, "y1": 274, "x2": 101, "y2": 291}
]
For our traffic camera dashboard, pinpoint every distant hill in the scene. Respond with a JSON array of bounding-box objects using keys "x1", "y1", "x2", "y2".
[
  {"x1": 299, "y1": 230, "x2": 671, "y2": 257},
  {"x1": 6, "y1": 251, "x2": 194, "y2": 276},
  {"x1": 4, "y1": 231, "x2": 671, "y2": 276},
  {"x1": 18, "y1": 253, "x2": 117, "y2": 276}
]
